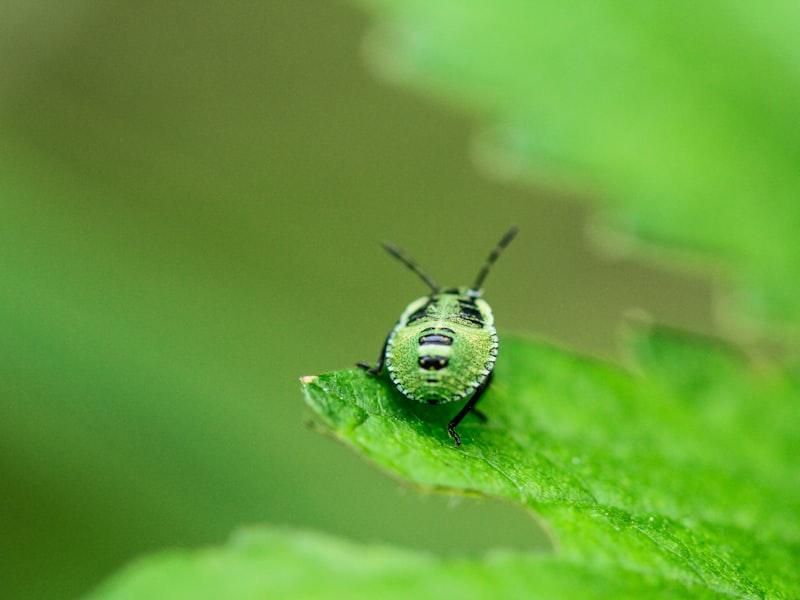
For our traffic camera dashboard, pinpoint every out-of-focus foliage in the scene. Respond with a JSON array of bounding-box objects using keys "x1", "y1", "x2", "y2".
[
  {"x1": 84, "y1": 527, "x2": 723, "y2": 600},
  {"x1": 353, "y1": 0, "x2": 800, "y2": 331}
]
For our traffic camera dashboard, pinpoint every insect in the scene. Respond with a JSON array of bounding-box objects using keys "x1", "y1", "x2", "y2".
[{"x1": 357, "y1": 226, "x2": 518, "y2": 446}]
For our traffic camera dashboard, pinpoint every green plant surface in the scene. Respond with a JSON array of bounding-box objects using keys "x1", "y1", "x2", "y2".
[
  {"x1": 83, "y1": 527, "x2": 723, "y2": 600},
  {"x1": 351, "y1": 0, "x2": 800, "y2": 328},
  {"x1": 86, "y1": 329, "x2": 800, "y2": 598},
  {"x1": 302, "y1": 331, "x2": 800, "y2": 598}
]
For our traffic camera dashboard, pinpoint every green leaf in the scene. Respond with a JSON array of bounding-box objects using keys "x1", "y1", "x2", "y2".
[
  {"x1": 350, "y1": 0, "x2": 800, "y2": 328},
  {"x1": 300, "y1": 331, "x2": 800, "y2": 598},
  {"x1": 86, "y1": 331, "x2": 800, "y2": 598},
  {"x1": 83, "y1": 526, "x2": 732, "y2": 599}
]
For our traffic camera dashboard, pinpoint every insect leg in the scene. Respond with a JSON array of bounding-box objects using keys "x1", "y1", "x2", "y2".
[
  {"x1": 356, "y1": 331, "x2": 391, "y2": 375},
  {"x1": 447, "y1": 372, "x2": 493, "y2": 446}
]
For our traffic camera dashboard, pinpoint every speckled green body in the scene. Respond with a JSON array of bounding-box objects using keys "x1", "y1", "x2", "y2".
[{"x1": 385, "y1": 287, "x2": 498, "y2": 405}]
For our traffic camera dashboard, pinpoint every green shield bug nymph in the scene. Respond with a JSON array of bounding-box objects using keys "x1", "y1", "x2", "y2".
[{"x1": 357, "y1": 227, "x2": 518, "y2": 447}]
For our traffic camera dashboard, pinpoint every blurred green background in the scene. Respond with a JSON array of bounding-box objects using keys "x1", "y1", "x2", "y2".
[{"x1": 1, "y1": 2, "x2": 716, "y2": 599}]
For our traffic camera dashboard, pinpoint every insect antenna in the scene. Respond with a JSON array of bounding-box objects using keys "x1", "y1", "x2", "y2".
[
  {"x1": 381, "y1": 241, "x2": 439, "y2": 292},
  {"x1": 471, "y1": 226, "x2": 519, "y2": 292}
]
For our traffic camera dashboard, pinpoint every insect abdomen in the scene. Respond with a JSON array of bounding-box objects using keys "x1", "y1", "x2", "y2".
[
  {"x1": 417, "y1": 326, "x2": 454, "y2": 368},
  {"x1": 386, "y1": 292, "x2": 497, "y2": 405}
]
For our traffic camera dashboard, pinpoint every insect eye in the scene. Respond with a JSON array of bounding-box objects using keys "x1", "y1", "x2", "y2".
[{"x1": 418, "y1": 356, "x2": 449, "y2": 370}]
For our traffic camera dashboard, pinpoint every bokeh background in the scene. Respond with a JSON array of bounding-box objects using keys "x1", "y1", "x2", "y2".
[{"x1": 1, "y1": 2, "x2": 716, "y2": 599}]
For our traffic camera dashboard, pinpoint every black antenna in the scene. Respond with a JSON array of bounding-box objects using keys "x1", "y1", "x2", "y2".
[
  {"x1": 471, "y1": 226, "x2": 519, "y2": 291},
  {"x1": 382, "y1": 241, "x2": 439, "y2": 292}
]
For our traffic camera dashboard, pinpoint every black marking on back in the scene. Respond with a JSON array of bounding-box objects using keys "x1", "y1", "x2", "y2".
[
  {"x1": 406, "y1": 299, "x2": 433, "y2": 324},
  {"x1": 457, "y1": 305, "x2": 484, "y2": 324},
  {"x1": 453, "y1": 296, "x2": 483, "y2": 324},
  {"x1": 418, "y1": 355, "x2": 449, "y2": 370},
  {"x1": 419, "y1": 333, "x2": 454, "y2": 346}
]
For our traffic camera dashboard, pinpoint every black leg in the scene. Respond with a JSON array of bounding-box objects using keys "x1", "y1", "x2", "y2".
[
  {"x1": 356, "y1": 331, "x2": 391, "y2": 376},
  {"x1": 447, "y1": 372, "x2": 493, "y2": 446}
]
